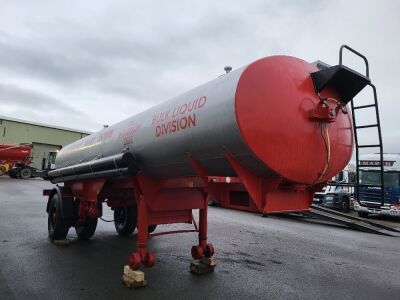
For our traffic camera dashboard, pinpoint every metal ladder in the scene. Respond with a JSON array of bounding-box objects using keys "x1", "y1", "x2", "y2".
[{"x1": 341, "y1": 45, "x2": 385, "y2": 208}]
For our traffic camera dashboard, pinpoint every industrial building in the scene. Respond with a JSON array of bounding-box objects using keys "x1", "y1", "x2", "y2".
[{"x1": 0, "y1": 115, "x2": 91, "y2": 169}]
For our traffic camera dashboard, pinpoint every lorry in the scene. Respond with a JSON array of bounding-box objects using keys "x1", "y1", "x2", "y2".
[
  {"x1": 312, "y1": 166, "x2": 356, "y2": 212},
  {"x1": 354, "y1": 153, "x2": 400, "y2": 218},
  {"x1": 0, "y1": 144, "x2": 55, "y2": 179},
  {"x1": 0, "y1": 144, "x2": 34, "y2": 178}
]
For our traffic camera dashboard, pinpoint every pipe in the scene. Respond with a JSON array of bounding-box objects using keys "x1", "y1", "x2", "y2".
[
  {"x1": 50, "y1": 165, "x2": 137, "y2": 184},
  {"x1": 48, "y1": 152, "x2": 135, "y2": 179}
]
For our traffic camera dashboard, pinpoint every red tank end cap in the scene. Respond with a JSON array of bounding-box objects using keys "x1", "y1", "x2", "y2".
[{"x1": 235, "y1": 56, "x2": 353, "y2": 184}]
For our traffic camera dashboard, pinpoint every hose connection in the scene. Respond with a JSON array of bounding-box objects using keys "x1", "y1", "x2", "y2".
[{"x1": 308, "y1": 94, "x2": 347, "y2": 122}]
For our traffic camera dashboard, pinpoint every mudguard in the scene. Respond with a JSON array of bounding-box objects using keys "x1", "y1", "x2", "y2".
[{"x1": 46, "y1": 186, "x2": 76, "y2": 219}]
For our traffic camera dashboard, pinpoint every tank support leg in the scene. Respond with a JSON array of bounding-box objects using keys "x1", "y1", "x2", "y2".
[
  {"x1": 124, "y1": 194, "x2": 153, "y2": 288},
  {"x1": 128, "y1": 195, "x2": 155, "y2": 270},
  {"x1": 190, "y1": 196, "x2": 216, "y2": 274},
  {"x1": 199, "y1": 204, "x2": 207, "y2": 251},
  {"x1": 137, "y1": 195, "x2": 148, "y2": 259},
  {"x1": 186, "y1": 157, "x2": 217, "y2": 273}
]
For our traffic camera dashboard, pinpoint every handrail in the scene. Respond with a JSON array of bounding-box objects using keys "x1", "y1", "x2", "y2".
[{"x1": 339, "y1": 45, "x2": 369, "y2": 77}]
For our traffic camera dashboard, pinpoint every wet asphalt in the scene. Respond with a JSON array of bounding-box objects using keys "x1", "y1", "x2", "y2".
[{"x1": 0, "y1": 176, "x2": 399, "y2": 300}]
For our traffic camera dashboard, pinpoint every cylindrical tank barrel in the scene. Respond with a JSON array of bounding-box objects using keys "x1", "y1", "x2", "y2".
[{"x1": 55, "y1": 56, "x2": 353, "y2": 185}]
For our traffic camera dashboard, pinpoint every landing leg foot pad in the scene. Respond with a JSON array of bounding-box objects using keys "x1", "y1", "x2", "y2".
[
  {"x1": 53, "y1": 239, "x2": 72, "y2": 246},
  {"x1": 122, "y1": 265, "x2": 147, "y2": 288},
  {"x1": 190, "y1": 256, "x2": 216, "y2": 275}
]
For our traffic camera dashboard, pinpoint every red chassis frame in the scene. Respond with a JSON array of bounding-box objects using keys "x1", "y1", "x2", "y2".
[
  {"x1": 208, "y1": 151, "x2": 321, "y2": 215},
  {"x1": 43, "y1": 153, "x2": 321, "y2": 272},
  {"x1": 44, "y1": 157, "x2": 218, "y2": 271}
]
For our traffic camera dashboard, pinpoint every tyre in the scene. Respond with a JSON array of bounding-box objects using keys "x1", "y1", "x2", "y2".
[
  {"x1": 48, "y1": 194, "x2": 70, "y2": 240},
  {"x1": 207, "y1": 195, "x2": 216, "y2": 206},
  {"x1": 0, "y1": 165, "x2": 6, "y2": 176},
  {"x1": 148, "y1": 224, "x2": 157, "y2": 233},
  {"x1": 19, "y1": 168, "x2": 32, "y2": 179},
  {"x1": 340, "y1": 197, "x2": 350, "y2": 213},
  {"x1": 75, "y1": 217, "x2": 98, "y2": 240},
  {"x1": 9, "y1": 169, "x2": 18, "y2": 178},
  {"x1": 358, "y1": 211, "x2": 369, "y2": 218},
  {"x1": 114, "y1": 206, "x2": 137, "y2": 236}
]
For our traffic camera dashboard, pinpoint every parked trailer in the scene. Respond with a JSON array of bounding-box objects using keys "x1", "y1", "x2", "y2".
[
  {"x1": 0, "y1": 144, "x2": 33, "y2": 178},
  {"x1": 43, "y1": 45, "x2": 373, "y2": 285}
]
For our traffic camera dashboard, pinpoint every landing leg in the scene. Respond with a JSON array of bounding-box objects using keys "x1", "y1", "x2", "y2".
[
  {"x1": 123, "y1": 195, "x2": 154, "y2": 288},
  {"x1": 127, "y1": 195, "x2": 155, "y2": 268},
  {"x1": 190, "y1": 202, "x2": 216, "y2": 274}
]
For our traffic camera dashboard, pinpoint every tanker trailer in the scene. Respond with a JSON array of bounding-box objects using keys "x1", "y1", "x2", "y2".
[{"x1": 43, "y1": 45, "x2": 373, "y2": 285}]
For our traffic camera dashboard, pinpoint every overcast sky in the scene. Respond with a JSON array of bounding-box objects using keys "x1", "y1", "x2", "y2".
[{"x1": 0, "y1": 0, "x2": 399, "y2": 152}]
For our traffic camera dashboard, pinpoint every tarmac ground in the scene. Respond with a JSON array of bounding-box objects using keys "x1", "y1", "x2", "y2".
[{"x1": 0, "y1": 176, "x2": 399, "y2": 299}]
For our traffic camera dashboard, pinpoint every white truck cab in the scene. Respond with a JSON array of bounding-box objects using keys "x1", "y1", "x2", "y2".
[{"x1": 313, "y1": 165, "x2": 355, "y2": 212}]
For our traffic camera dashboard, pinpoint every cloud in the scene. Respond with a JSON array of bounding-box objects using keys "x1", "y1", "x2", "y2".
[
  {"x1": 0, "y1": 0, "x2": 399, "y2": 153},
  {"x1": 0, "y1": 31, "x2": 110, "y2": 84},
  {"x1": 0, "y1": 83, "x2": 81, "y2": 114},
  {"x1": 0, "y1": 83, "x2": 99, "y2": 130}
]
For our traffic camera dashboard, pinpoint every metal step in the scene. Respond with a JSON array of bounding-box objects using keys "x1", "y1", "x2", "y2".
[
  {"x1": 357, "y1": 144, "x2": 381, "y2": 148},
  {"x1": 353, "y1": 104, "x2": 376, "y2": 110},
  {"x1": 355, "y1": 124, "x2": 378, "y2": 129},
  {"x1": 304, "y1": 205, "x2": 400, "y2": 237}
]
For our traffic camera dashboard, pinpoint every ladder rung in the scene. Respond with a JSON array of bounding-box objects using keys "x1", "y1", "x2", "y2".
[
  {"x1": 353, "y1": 104, "x2": 376, "y2": 110},
  {"x1": 358, "y1": 144, "x2": 381, "y2": 148},
  {"x1": 355, "y1": 124, "x2": 378, "y2": 129}
]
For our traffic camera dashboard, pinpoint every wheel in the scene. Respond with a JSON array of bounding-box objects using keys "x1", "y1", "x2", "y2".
[
  {"x1": 148, "y1": 224, "x2": 157, "y2": 233},
  {"x1": 19, "y1": 168, "x2": 32, "y2": 179},
  {"x1": 358, "y1": 211, "x2": 369, "y2": 218},
  {"x1": 340, "y1": 197, "x2": 350, "y2": 213},
  {"x1": 207, "y1": 195, "x2": 217, "y2": 206},
  {"x1": 114, "y1": 206, "x2": 137, "y2": 236},
  {"x1": 145, "y1": 252, "x2": 155, "y2": 267},
  {"x1": 48, "y1": 194, "x2": 70, "y2": 240},
  {"x1": 75, "y1": 217, "x2": 98, "y2": 240},
  {"x1": 205, "y1": 243, "x2": 215, "y2": 257},
  {"x1": 191, "y1": 245, "x2": 204, "y2": 260},
  {"x1": 9, "y1": 169, "x2": 18, "y2": 178},
  {"x1": 128, "y1": 252, "x2": 142, "y2": 270},
  {"x1": 0, "y1": 165, "x2": 6, "y2": 176}
]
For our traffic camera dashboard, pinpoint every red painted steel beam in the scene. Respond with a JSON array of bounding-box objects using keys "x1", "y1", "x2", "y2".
[
  {"x1": 149, "y1": 229, "x2": 198, "y2": 238},
  {"x1": 224, "y1": 150, "x2": 265, "y2": 211},
  {"x1": 187, "y1": 155, "x2": 220, "y2": 199}
]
